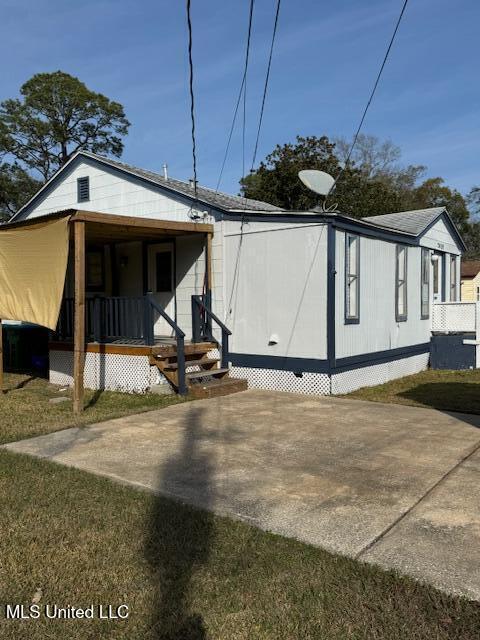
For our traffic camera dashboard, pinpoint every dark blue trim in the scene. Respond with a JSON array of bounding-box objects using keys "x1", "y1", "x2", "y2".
[
  {"x1": 229, "y1": 352, "x2": 330, "y2": 374},
  {"x1": 344, "y1": 231, "x2": 360, "y2": 324},
  {"x1": 333, "y1": 342, "x2": 430, "y2": 373},
  {"x1": 327, "y1": 222, "x2": 336, "y2": 368},
  {"x1": 229, "y1": 343, "x2": 430, "y2": 375}
]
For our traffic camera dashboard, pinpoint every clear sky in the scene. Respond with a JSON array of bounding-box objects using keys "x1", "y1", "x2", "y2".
[{"x1": 1, "y1": 0, "x2": 479, "y2": 197}]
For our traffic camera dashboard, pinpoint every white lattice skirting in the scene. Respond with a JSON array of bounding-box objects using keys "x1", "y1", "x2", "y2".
[
  {"x1": 49, "y1": 350, "x2": 167, "y2": 393},
  {"x1": 331, "y1": 353, "x2": 429, "y2": 395},
  {"x1": 229, "y1": 366, "x2": 331, "y2": 395},
  {"x1": 230, "y1": 352, "x2": 429, "y2": 396}
]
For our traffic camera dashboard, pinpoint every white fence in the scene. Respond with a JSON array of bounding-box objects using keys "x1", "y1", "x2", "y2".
[{"x1": 432, "y1": 302, "x2": 480, "y2": 334}]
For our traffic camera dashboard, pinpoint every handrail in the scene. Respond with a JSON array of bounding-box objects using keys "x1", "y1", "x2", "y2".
[
  {"x1": 145, "y1": 293, "x2": 187, "y2": 395},
  {"x1": 145, "y1": 294, "x2": 186, "y2": 338},
  {"x1": 191, "y1": 294, "x2": 231, "y2": 368}
]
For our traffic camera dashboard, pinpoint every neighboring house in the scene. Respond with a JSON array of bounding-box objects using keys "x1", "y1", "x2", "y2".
[
  {"x1": 8, "y1": 150, "x2": 466, "y2": 396},
  {"x1": 461, "y1": 260, "x2": 480, "y2": 301}
]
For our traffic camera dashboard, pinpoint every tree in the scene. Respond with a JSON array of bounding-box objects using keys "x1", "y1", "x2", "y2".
[
  {"x1": 0, "y1": 71, "x2": 130, "y2": 181},
  {"x1": 240, "y1": 135, "x2": 404, "y2": 217},
  {"x1": 407, "y1": 177, "x2": 470, "y2": 231},
  {"x1": 0, "y1": 162, "x2": 41, "y2": 220}
]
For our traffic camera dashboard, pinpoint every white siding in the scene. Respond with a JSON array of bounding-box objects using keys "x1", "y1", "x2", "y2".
[
  {"x1": 175, "y1": 234, "x2": 205, "y2": 336},
  {"x1": 420, "y1": 217, "x2": 462, "y2": 255},
  {"x1": 20, "y1": 158, "x2": 209, "y2": 223},
  {"x1": 223, "y1": 220, "x2": 328, "y2": 359},
  {"x1": 335, "y1": 230, "x2": 431, "y2": 358}
]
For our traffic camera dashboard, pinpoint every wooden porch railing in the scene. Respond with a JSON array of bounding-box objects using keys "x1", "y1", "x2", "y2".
[
  {"x1": 56, "y1": 296, "x2": 148, "y2": 343},
  {"x1": 55, "y1": 295, "x2": 188, "y2": 395},
  {"x1": 191, "y1": 294, "x2": 231, "y2": 369}
]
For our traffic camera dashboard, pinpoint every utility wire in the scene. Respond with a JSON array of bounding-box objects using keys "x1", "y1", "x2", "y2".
[
  {"x1": 214, "y1": 0, "x2": 255, "y2": 197},
  {"x1": 250, "y1": 0, "x2": 281, "y2": 172},
  {"x1": 186, "y1": 0, "x2": 198, "y2": 198},
  {"x1": 326, "y1": 0, "x2": 410, "y2": 202}
]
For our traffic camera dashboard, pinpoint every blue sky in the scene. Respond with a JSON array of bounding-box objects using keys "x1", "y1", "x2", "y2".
[{"x1": 1, "y1": 0, "x2": 479, "y2": 196}]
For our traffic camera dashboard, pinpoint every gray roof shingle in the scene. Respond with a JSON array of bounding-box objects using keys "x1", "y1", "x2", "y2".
[
  {"x1": 363, "y1": 207, "x2": 446, "y2": 235},
  {"x1": 85, "y1": 152, "x2": 281, "y2": 213}
]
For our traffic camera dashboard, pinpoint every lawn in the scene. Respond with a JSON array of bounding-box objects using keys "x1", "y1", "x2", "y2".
[
  {"x1": 1, "y1": 450, "x2": 479, "y2": 640},
  {"x1": 344, "y1": 368, "x2": 480, "y2": 415},
  {"x1": 0, "y1": 372, "x2": 186, "y2": 444}
]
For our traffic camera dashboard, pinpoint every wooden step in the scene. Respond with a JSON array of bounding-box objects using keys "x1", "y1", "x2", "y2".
[
  {"x1": 164, "y1": 357, "x2": 219, "y2": 371},
  {"x1": 187, "y1": 368, "x2": 229, "y2": 380},
  {"x1": 151, "y1": 342, "x2": 216, "y2": 358},
  {"x1": 189, "y1": 377, "x2": 248, "y2": 399}
]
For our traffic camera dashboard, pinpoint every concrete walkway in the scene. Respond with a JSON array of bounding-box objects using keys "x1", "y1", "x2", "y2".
[{"x1": 4, "y1": 390, "x2": 480, "y2": 601}]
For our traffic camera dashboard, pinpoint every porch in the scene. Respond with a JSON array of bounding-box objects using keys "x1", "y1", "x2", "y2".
[
  {"x1": 431, "y1": 301, "x2": 480, "y2": 369},
  {"x1": 55, "y1": 210, "x2": 240, "y2": 403}
]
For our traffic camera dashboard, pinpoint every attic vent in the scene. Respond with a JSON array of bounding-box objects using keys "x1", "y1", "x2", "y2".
[{"x1": 77, "y1": 176, "x2": 90, "y2": 202}]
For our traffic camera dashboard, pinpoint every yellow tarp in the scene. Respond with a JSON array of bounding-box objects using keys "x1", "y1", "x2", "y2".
[{"x1": 0, "y1": 216, "x2": 70, "y2": 330}]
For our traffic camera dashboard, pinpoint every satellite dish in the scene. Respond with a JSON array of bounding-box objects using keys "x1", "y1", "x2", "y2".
[{"x1": 298, "y1": 170, "x2": 335, "y2": 196}]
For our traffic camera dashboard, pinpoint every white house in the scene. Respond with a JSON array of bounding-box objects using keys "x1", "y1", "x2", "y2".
[{"x1": 7, "y1": 150, "x2": 466, "y2": 397}]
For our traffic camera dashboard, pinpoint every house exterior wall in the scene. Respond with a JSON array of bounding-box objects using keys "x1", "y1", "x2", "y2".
[
  {"x1": 223, "y1": 220, "x2": 328, "y2": 360},
  {"x1": 420, "y1": 217, "x2": 463, "y2": 255},
  {"x1": 17, "y1": 158, "x2": 209, "y2": 223},
  {"x1": 20, "y1": 157, "x2": 220, "y2": 339},
  {"x1": 461, "y1": 273, "x2": 480, "y2": 302},
  {"x1": 334, "y1": 230, "x2": 431, "y2": 359}
]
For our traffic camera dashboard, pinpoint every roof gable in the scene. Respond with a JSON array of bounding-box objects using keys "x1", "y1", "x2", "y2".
[
  {"x1": 364, "y1": 206, "x2": 465, "y2": 251},
  {"x1": 12, "y1": 151, "x2": 279, "y2": 221}
]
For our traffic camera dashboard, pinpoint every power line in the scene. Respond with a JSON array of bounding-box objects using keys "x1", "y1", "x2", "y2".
[
  {"x1": 214, "y1": 0, "x2": 255, "y2": 196},
  {"x1": 326, "y1": 0, "x2": 410, "y2": 201},
  {"x1": 251, "y1": 0, "x2": 281, "y2": 172},
  {"x1": 186, "y1": 0, "x2": 198, "y2": 198}
]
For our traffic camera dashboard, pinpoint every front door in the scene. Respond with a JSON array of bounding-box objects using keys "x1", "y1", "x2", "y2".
[
  {"x1": 432, "y1": 252, "x2": 444, "y2": 303},
  {"x1": 147, "y1": 243, "x2": 175, "y2": 337}
]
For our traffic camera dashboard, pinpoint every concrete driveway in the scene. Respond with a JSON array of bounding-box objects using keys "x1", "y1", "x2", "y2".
[{"x1": 4, "y1": 390, "x2": 480, "y2": 601}]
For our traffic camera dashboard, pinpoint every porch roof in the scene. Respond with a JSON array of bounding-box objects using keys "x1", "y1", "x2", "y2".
[{"x1": 2, "y1": 209, "x2": 214, "y2": 243}]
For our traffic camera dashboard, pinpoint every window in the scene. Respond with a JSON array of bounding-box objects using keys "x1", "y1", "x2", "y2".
[
  {"x1": 421, "y1": 248, "x2": 430, "y2": 319},
  {"x1": 345, "y1": 233, "x2": 360, "y2": 323},
  {"x1": 155, "y1": 251, "x2": 173, "y2": 292},
  {"x1": 77, "y1": 176, "x2": 90, "y2": 202},
  {"x1": 396, "y1": 245, "x2": 408, "y2": 321},
  {"x1": 86, "y1": 250, "x2": 104, "y2": 292},
  {"x1": 477, "y1": 286, "x2": 480, "y2": 302},
  {"x1": 450, "y1": 255, "x2": 457, "y2": 301}
]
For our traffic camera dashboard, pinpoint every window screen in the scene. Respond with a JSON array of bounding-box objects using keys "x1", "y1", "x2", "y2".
[
  {"x1": 345, "y1": 233, "x2": 360, "y2": 322},
  {"x1": 450, "y1": 255, "x2": 457, "y2": 301},
  {"x1": 396, "y1": 245, "x2": 408, "y2": 321},
  {"x1": 421, "y1": 248, "x2": 430, "y2": 319}
]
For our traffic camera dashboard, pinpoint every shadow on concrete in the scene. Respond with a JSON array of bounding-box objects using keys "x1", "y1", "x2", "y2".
[
  {"x1": 145, "y1": 404, "x2": 214, "y2": 639},
  {"x1": 399, "y1": 383, "x2": 480, "y2": 428}
]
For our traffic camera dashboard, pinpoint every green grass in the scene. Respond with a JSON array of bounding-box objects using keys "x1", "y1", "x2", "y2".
[
  {"x1": 0, "y1": 373, "x2": 186, "y2": 444},
  {"x1": 0, "y1": 450, "x2": 479, "y2": 640},
  {"x1": 343, "y1": 368, "x2": 480, "y2": 414}
]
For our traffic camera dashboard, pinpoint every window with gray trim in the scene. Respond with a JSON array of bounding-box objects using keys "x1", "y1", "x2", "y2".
[
  {"x1": 450, "y1": 255, "x2": 457, "y2": 301},
  {"x1": 77, "y1": 176, "x2": 90, "y2": 202},
  {"x1": 396, "y1": 245, "x2": 408, "y2": 321},
  {"x1": 421, "y1": 248, "x2": 430, "y2": 319},
  {"x1": 345, "y1": 233, "x2": 360, "y2": 323}
]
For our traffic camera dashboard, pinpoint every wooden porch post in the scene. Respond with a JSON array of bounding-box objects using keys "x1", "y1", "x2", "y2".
[
  {"x1": 205, "y1": 232, "x2": 213, "y2": 301},
  {"x1": 73, "y1": 221, "x2": 86, "y2": 414}
]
